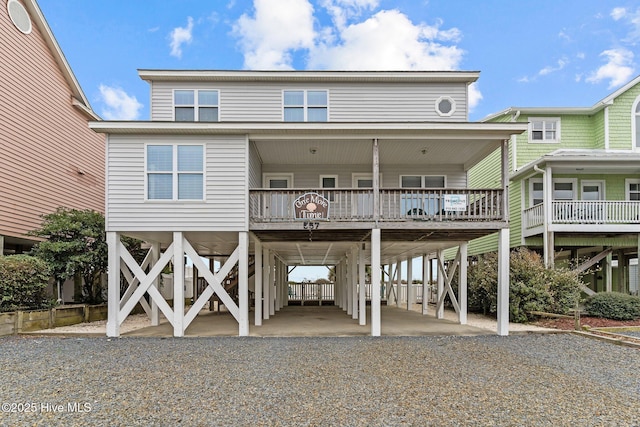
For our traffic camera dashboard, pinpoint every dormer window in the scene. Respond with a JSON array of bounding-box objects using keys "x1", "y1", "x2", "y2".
[
  {"x1": 174, "y1": 90, "x2": 219, "y2": 122},
  {"x1": 283, "y1": 90, "x2": 327, "y2": 122},
  {"x1": 528, "y1": 118, "x2": 560, "y2": 143}
]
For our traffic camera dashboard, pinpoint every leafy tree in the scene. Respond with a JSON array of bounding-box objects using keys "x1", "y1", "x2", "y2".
[{"x1": 30, "y1": 208, "x2": 107, "y2": 304}]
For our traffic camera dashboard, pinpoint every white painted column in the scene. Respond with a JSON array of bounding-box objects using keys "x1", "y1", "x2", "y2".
[
  {"x1": 335, "y1": 264, "x2": 341, "y2": 308},
  {"x1": 238, "y1": 232, "x2": 249, "y2": 336},
  {"x1": 346, "y1": 254, "x2": 353, "y2": 316},
  {"x1": 0, "y1": 235, "x2": 4, "y2": 255},
  {"x1": 173, "y1": 232, "x2": 185, "y2": 337},
  {"x1": 150, "y1": 242, "x2": 160, "y2": 326},
  {"x1": 406, "y1": 257, "x2": 413, "y2": 311},
  {"x1": 371, "y1": 229, "x2": 381, "y2": 336},
  {"x1": 269, "y1": 252, "x2": 276, "y2": 316},
  {"x1": 358, "y1": 245, "x2": 366, "y2": 326},
  {"x1": 436, "y1": 250, "x2": 444, "y2": 319},
  {"x1": 459, "y1": 243, "x2": 468, "y2": 325},
  {"x1": 497, "y1": 228, "x2": 510, "y2": 336},
  {"x1": 422, "y1": 254, "x2": 430, "y2": 315},
  {"x1": 341, "y1": 261, "x2": 348, "y2": 312},
  {"x1": 284, "y1": 265, "x2": 289, "y2": 307},
  {"x1": 396, "y1": 259, "x2": 402, "y2": 308},
  {"x1": 605, "y1": 251, "x2": 613, "y2": 293},
  {"x1": 274, "y1": 260, "x2": 281, "y2": 312},
  {"x1": 263, "y1": 247, "x2": 270, "y2": 320},
  {"x1": 106, "y1": 232, "x2": 121, "y2": 337},
  {"x1": 351, "y1": 247, "x2": 358, "y2": 320},
  {"x1": 543, "y1": 165, "x2": 554, "y2": 268},
  {"x1": 254, "y1": 238, "x2": 262, "y2": 326}
]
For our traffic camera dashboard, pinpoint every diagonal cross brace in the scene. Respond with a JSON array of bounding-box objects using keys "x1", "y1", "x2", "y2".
[
  {"x1": 436, "y1": 250, "x2": 460, "y2": 314},
  {"x1": 118, "y1": 241, "x2": 175, "y2": 327},
  {"x1": 184, "y1": 239, "x2": 240, "y2": 328},
  {"x1": 119, "y1": 248, "x2": 153, "y2": 311}
]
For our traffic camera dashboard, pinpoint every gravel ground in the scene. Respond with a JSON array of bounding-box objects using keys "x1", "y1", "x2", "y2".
[
  {"x1": 1, "y1": 334, "x2": 638, "y2": 426},
  {"x1": 619, "y1": 331, "x2": 640, "y2": 339}
]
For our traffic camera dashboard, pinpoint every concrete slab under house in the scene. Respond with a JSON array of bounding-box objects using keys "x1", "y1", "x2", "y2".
[{"x1": 90, "y1": 70, "x2": 527, "y2": 337}]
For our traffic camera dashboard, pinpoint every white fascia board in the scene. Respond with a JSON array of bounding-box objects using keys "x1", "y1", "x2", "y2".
[{"x1": 137, "y1": 69, "x2": 481, "y2": 84}]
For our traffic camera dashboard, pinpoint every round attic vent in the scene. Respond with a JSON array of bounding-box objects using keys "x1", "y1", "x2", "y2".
[
  {"x1": 7, "y1": 0, "x2": 32, "y2": 34},
  {"x1": 435, "y1": 96, "x2": 456, "y2": 117}
]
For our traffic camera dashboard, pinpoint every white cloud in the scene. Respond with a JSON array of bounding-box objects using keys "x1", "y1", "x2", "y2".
[
  {"x1": 468, "y1": 82, "x2": 482, "y2": 113},
  {"x1": 586, "y1": 48, "x2": 635, "y2": 88},
  {"x1": 233, "y1": 0, "x2": 315, "y2": 69},
  {"x1": 169, "y1": 17, "x2": 194, "y2": 58},
  {"x1": 309, "y1": 9, "x2": 463, "y2": 70},
  {"x1": 320, "y1": 0, "x2": 379, "y2": 29},
  {"x1": 611, "y1": 7, "x2": 626, "y2": 20},
  {"x1": 539, "y1": 58, "x2": 568, "y2": 76},
  {"x1": 98, "y1": 85, "x2": 143, "y2": 120}
]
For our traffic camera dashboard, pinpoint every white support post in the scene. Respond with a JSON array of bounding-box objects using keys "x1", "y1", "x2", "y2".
[
  {"x1": 497, "y1": 228, "x2": 510, "y2": 336},
  {"x1": 436, "y1": 250, "x2": 444, "y2": 319},
  {"x1": 371, "y1": 229, "x2": 381, "y2": 336},
  {"x1": 273, "y1": 259, "x2": 282, "y2": 312},
  {"x1": 106, "y1": 232, "x2": 121, "y2": 337},
  {"x1": 358, "y1": 245, "x2": 366, "y2": 326},
  {"x1": 351, "y1": 247, "x2": 358, "y2": 320},
  {"x1": 254, "y1": 238, "x2": 263, "y2": 326},
  {"x1": 238, "y1": 232, "x2": 249, "y2": 336},
  {"x1": 269, "y1": 252, "x2": 276, "y2": 316},
  {"x1": 396, "y1": 259, "x2": 402, "y2": 308},
  {"x1": 605, "y1": 251, "x2": 613, "y2": 293},
  {"x1": 406, "y1": 257, "x2": 413, "y2": 311},
  {"x1": 543, "y1": 165, "x2": 554, "y2": 268},
  {"x1": 422, "y1": 254, "x2": 430, "y2": 315},
  {"x1": 284, "y1": 264, "x2": 289, "y2": 307},
  {"x1": 459, "y1": 243, "x2": 468, "y2": 325},
  {"x1": 150, "y1": 242, "x2": 160, "y2": 326},
  {"x1": 346, "y1": 253, "x2": 353, "y2": 316},
  {"x1": 173, "y1": 232, "x2": 185, "y2": 337},
  {"x1": 263, "y1": 248, "x2": 270, "y2": 320}
]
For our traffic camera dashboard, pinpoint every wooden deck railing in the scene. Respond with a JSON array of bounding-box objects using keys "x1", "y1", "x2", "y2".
[
  {"x1": 249, "y1": 188, "x2": 504, "y2": 222},
  {"x1": 523, "y1": 201, "x2": 640, "y2": 229}
]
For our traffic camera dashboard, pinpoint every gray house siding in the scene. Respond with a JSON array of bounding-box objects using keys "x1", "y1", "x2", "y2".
[
  {"x1": 150, "y1": 81, "x2": 469, "y2": 122},
  {"x1": 106, "y1": 134, "x2": 247, "y2": 231}
]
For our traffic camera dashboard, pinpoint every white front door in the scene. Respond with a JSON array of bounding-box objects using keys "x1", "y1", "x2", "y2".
[{"x1": 265, "y1": 174, "x2": 292, "y2": 219}]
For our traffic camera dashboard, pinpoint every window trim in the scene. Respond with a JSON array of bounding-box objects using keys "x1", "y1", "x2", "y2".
[
  {"x1": 399, "y1": 175, "x2": 447, "y2": 188},
  {"x1": 626, "y1": 178, "x2": 640, "y2": 200},
  {"x1": 173, "y1": 89, "x2": 220, "y2": 122},
  {"x1": 145, "y1": 143, "x2": 205, "y2": 201},
  {"x1": 434, "y1": 96, "x2": 456, "y2": 117},
  {"x1": 529, "y1": 177, "x2": 578, "y2": 206},
  {"x1": 528, "y1": 117, "x2": 561, "y2": 143},
  {"x1": 282, "y1": 89, "x2": 329, "y2": 122}
]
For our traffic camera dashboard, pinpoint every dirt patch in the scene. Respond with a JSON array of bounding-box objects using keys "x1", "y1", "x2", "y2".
[{"x1": 533, "y1": 316, "x2": 640, "y2": 331}]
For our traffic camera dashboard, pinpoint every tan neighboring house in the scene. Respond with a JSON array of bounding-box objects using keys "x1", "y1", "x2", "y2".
[{"x1": 0, "y1": 0, "x2": 103, "y2": 257}]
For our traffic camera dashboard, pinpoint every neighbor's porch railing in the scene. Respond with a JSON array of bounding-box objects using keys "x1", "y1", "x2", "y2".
[
  {"x1": 524, "y1": 200, "x2": 640, "y2": 229},
  {"x1": 286, "y1": 282, "x2": 435, "y2": 304},
  {"x1": 249, "y1": 188, "x2": 504, "y2": 222}
]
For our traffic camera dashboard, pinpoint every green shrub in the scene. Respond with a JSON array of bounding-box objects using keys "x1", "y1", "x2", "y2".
[
  {"x1": 584, "y1": 292, "x2": 640, "y2": 320},
  {"x1": 0, "y1": 255, "x2": 53, "y2": 312},
  {"x1": 466, "y1": 248, "x2": 583, "y2": 323}
]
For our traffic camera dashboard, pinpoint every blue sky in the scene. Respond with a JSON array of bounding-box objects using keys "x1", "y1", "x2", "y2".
[
  {"x1": 39, "y1": 0, "x2": 640, "y2": 122},
  {"x1": 36, "y1": 0, "x2": 640, "y2": 281}
]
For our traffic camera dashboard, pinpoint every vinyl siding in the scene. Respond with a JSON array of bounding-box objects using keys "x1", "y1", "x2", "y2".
[
  {"x1": 260, "y1": 164, "x2": 466, "y2": 188},
  {"x1": 248, "y1": 141, "x2": 262, "y2": 188},
  {"x1": 150, "y1": 81, "x2": 469, "y2": 122},
  {"x1": 608, "y1": 82, "x2": 640, "y2": 150},
  {"x1": 106, "y1": 135, "x2": 247, "y2": 231},
  {"x1": 0, "y1": 4, "x2": 104, "y2": 241}
]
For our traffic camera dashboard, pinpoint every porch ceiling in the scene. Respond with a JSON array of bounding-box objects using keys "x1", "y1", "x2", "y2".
[
  {"x1": 120, "y1": 227, "x2": 498, "y2": 267},
  {"x1": 253, "y1": 138, "x2": 499, "y2": 169}
]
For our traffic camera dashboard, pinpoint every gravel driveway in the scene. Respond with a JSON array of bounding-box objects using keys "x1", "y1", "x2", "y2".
[{"x1": 1, "y1": 334, "x2": 638, "y2": 426}]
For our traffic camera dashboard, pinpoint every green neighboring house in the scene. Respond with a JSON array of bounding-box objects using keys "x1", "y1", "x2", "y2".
[{"x1": 467, "y1": 75, "x2": 640, "y2": 296}]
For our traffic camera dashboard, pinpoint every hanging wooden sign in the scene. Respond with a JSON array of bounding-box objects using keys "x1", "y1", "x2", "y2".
[{"x1": 293, "y1": 192, "x2": 330, "y2": 220}]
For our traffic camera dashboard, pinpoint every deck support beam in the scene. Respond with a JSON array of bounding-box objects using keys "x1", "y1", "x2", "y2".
[
  {"x1": 406, "y1": 257, "x2": 413, "y2": 311},
  {"x1": 497, "y1": 228, "x2": 510, "y2": 336},
  {"x1": 351, "y1": 247, "x2": 359, "y2": 320},
  {"x1": 238, "y1": 232, "x2": 249, "y2": 336},
  {"x1": 254, "y1": 237, "x2": 263, "y2": 326},
  {"x1": 422, "y1": 254, "x2": 430, "y2": 315},
  {"x1": 371, "y1": 229, "x2": 381, "y2": 336},
  {"x1": 262, "y1": 247, "x2": 270, "y2": 320},
  {"x1": 358, "y1": 244, "x2": 366, "y2": 326},
  {"x1": 106, "y1": 232, "x2": 121, "y2": 337}
]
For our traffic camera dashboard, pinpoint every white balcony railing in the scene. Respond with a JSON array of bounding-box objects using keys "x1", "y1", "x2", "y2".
[
  {"x1": 524, "y1": 201, "x2": 640, "y2": 230},
  {"x1": 249, "y1": 188, "x2": 504, "y2": 223}
]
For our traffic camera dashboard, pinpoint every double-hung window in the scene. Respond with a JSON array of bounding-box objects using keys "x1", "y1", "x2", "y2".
[
  {"x1": 528, "y1": 118, "x2": 560, "y2": 143},
  {"x1": 174, "y1": 90, "x2": 219, "y2": 122},
  {"x1": 400, "y1": 175, "x2": 446, "y2": 215},
  {"x1": 147, "y1": 145, "x2": 204, "y2": 200},
  {"x1": 627, "y1": 179, "x2": 640, "y2": 201},
  {"x1": 283, "y1": 90, "x2": 327, "y2": 122}
]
